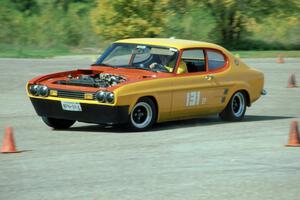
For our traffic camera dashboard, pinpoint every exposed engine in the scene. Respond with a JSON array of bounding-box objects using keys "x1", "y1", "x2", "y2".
[{"x1": 56, "y1": 73, "x2": 126, "y2": 88}]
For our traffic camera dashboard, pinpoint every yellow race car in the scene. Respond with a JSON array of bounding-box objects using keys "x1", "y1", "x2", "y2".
[{"x1": 26, "y1": 38, "x2": 265, "y2": 130}]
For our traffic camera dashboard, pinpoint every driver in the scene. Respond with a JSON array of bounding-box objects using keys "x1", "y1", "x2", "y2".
[
  {"x1": 149, "y1": 55, "x2": 187, "y2": 74},
  {"x1": 149, "y1": 55, "x2": 174, "y2": 72}
]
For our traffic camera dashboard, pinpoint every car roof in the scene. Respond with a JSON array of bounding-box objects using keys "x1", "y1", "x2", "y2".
[{"x1": 115, "y1": 38, "x2": 227, "y2": 51}]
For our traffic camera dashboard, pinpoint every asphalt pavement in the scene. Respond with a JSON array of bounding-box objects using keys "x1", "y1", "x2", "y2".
[{"x1": 0, "y1": 56, "x2": 299, "y2": 200}]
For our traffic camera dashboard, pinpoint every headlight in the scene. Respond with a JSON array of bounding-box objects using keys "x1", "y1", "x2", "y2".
[
  {"x1": 29, "y1": 85, "x2": 39, "y2": 96},
  {"x1": 95, "y1": 91, "x2": 106, "y2": 102},
  {"x1": 106, "y1": 92, "x2": 114, "y2": 103},
  {"x1": 29, "y1": 84, "x2": 49, "y2": 97},
  {"x1": 95, "y1": 91, "x2": 114, "y2": 103},
  {"x1": 39, "y1": 85, "x2": 49, "y2": 97}
]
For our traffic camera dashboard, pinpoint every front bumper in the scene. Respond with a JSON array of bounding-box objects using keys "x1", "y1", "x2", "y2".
[{"x1": 30, "y1": 98, "x2": 129, "y2": 124}]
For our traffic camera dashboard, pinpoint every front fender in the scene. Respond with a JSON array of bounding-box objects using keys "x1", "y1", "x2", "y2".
[{"x1": 114, "y1": 78, "x2": 173, "y2": 121}]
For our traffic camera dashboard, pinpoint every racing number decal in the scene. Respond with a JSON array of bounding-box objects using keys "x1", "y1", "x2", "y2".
[
  {"x1": 186, "y1": 91, "x2": 207, "y2": 107},
  {"x1": 186, "y1": 91, "x2": 200, "y2": 106}
]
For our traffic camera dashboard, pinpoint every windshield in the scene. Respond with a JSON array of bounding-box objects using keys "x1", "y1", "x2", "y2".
[{"x1": 95, "y1": 43, "x2": 179, "y2": 73}]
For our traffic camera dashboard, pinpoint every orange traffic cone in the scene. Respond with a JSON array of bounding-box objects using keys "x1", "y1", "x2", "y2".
[
  {"x1": 286, "y1": 121, "x2": 300, "y2": 147},
  {"x1": 287, "y1": 73, "x2": 297, "y2": 88},
  {"x1": 276, "y1": 54, "x2": 285, "y2": 64},
  {"x1": 1, "y1": 127, "x2": 18, "y2": 153}
]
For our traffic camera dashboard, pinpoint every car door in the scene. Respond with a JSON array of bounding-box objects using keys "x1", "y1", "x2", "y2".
[
  {"x1": 205, "y1": 49, "x2": 232, "y2": 110},
  {"x1": 170, "y1": 49, "x2": 222, "y2": 119}
]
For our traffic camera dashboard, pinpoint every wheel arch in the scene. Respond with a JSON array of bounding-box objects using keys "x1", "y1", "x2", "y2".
[
  {"x1": 238, "y1": 89, "x2": 251, "y2": 107},
  {"x1": 128, "y1": 95, "x2": 159, "y2": 130},
  {"x1": 129, "y1": 95, "x2": 159, "y2": 117},
  {"x1": 136, "y1": 95, "x2": 159, "y2": 115}
]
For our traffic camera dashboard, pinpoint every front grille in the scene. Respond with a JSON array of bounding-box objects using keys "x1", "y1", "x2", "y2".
[{"x1": 53, "y1": 89, "x2": 95, "y2": 100}]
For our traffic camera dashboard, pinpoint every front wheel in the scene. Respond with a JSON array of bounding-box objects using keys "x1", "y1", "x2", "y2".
[
  {"x1": 129, "y1": 97, "x2": 157, "y2": 131},
  {"x1": 42, "y1": 117, "x2": 76, "y2": 129},
  {"x1": 219, "y1": 91, "x2": 247, "y2": 121}
]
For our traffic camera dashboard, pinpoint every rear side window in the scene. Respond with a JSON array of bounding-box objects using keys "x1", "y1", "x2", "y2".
[{"x1": 207, "y1": 50, "x2": 226, "y2": 71}]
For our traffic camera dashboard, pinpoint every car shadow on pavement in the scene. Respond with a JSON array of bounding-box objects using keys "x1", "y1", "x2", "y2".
[
  {"x1": 243, "y1": 115, "x2": 294, "y2": 122},
  {"x1": 64, "y1": 115, "x2": 294, "y2": 133},
  {"x1": 152, "y1": 115, "x2": 294, "y2": 131}
]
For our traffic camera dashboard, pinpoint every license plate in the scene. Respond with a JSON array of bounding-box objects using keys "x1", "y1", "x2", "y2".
[{"x1": 61, "y1": 101, "x2": 82, "y2": 112}]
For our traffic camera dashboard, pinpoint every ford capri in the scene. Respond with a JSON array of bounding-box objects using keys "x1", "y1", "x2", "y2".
[{"x1": 26, "y1": 38, "x2": 265, "y2": 130}]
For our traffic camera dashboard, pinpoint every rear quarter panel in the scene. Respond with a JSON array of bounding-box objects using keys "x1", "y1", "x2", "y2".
[{"x1": 220, "y1": 54, "x2": 264, "y2": 106}]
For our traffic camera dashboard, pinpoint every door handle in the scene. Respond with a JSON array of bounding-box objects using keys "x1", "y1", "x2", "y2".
[{"x1": 205, "y1": 75, "x2": 214, "y2": 81}]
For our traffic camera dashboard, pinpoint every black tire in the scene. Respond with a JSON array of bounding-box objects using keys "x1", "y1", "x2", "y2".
[
  {"x1": 129, "y1": 97, "x2": 157, "y2": 131},
  {"x1": 219, "y1": 91, "x2": 247, "y2": 121},
  {"x1": 42, "y1": 117, "x2": 76, "y2": 129}
]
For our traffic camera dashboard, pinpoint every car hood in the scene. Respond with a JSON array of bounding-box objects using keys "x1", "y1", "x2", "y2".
[{"x1": 29, "y1": 66, "x2": 174, "y2": 92}]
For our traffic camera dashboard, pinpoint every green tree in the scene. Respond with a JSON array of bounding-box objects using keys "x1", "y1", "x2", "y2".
[
  {"x1": 1, "y1": 0, "x2": 299, "y2": 53},
  {"x1": 0, "y1": 0, "x2": 23, "y2": 45},
  {"x1": 249, "y1": 15, "x2": 300, "y2": 49},
  {"x1": 163, "y1": 3, "x2": 216, "y2": 42},
  {"x1": 29, "y1": 1, "x2": 96, "y2": 47},
  {"x1": 90, "y1": 0, "x2": 172, "y2": 39},
  {"x1": 200, "y1": 0, "x2": 300, "y2": 47},
  {"x1": 10, "y1": 0, "x2": 39, "y2": 15}
]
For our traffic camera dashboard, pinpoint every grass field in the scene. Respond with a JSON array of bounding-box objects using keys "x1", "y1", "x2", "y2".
[
  {"x1": 0, "y1": 46, "x2": 72, "y2": 58},
  {"x1": 232, "y1": 50, "x2": 300, "y2": 58},
  {"x1": 0, "y1": 46, "x2": 300, "y2": 58}
]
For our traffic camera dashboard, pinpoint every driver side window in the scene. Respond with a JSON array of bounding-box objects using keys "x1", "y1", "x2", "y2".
[{"x1": 181, "y1": 49, "x2": 206, "y2": 73}]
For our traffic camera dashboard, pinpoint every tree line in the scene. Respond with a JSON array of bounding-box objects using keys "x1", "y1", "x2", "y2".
[{"x1": 1, "y1": 0, "x2": 299, "y2": 50}]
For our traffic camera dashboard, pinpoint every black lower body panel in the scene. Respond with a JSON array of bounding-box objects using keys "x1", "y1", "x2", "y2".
[{"x1": 30, "y1": 98, "x2": 129, "y2": 124}]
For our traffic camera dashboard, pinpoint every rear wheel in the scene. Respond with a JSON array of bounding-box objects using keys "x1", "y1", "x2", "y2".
[
  {"x1": 42, "y1": 117, "x2": 75, "y2": 129},
  {"x1": 219, "y1": 91, "x2": 247, "y2": 121},
  {"x1": 129, "y1": 97, "x2": 157, "y2": 131}
]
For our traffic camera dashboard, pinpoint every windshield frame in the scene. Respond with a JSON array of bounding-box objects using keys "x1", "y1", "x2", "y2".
[{"x1": 94, "y1": 43, "x2": 179, "y2": 73}]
